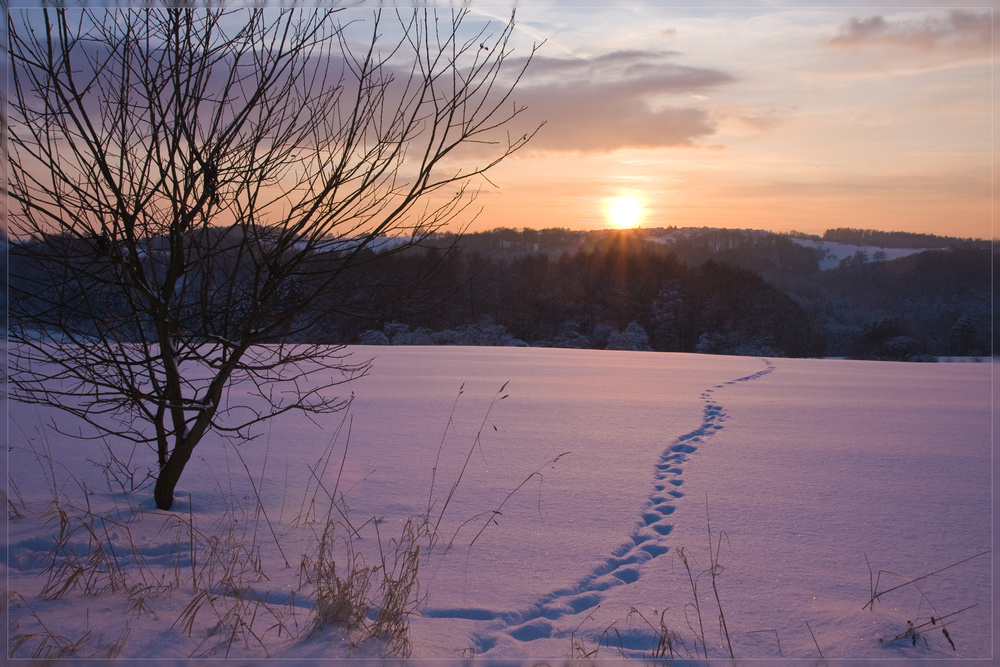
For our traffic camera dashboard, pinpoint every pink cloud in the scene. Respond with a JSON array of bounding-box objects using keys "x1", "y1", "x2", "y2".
[
  {"x1": 512, "y1": 50, "x2": 735, "y2": 152},
  {"x1": 828, "y1": 10, "x2": 990, "y2": 53}
]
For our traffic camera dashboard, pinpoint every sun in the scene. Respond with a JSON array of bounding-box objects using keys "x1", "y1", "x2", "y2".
[{"x1": 605, "y1": 196, "x2": 644, "y2": 229}]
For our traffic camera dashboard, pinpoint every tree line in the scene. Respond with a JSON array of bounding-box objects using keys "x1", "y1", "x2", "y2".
[
  {"x1": 820, "y1": 227, "x2": 988, "y2": 250},
  {"x1": 305, "y1": 227, "x2": 995, "y2": 361},
  {"x1": 11, "y1": 226, "x2": 991, "y2": 362}
]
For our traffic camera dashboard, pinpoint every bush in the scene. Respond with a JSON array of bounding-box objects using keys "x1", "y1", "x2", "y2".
[
  {"x1": 359, "y1": 330, "x2": 391, "y2": 345},
  {"x1": 605, "y1": 322, "x2": 652, "y2": 352},
  {"x1": 552, "y1": 322, "x2": 592, "y2": 349},
  {"x1": 431, "y1": 317, "x2": 526, "y2": 347}
]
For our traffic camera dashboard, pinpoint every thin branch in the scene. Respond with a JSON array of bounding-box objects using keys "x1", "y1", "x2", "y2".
[{"x1": 865, "y1": 550, "x2": 991, "y2": 609}]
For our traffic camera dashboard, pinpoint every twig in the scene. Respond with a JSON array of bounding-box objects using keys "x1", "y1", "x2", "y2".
[
  {"x1": 865, "y1": 552, "x2": 874, "y2": 603},
  {"x1": 231, "y1": 444, "x2": 289, "y2": 568},
  {"x1": 706, "y1": 496, "x2": 733, "y2": 659},
  {"x1": 748, "y1": 628, "x2": 782, "y2": 655},
  {"x1": 464, "y1": 450, "x2": 570, "y2": 548},
  {"x1": 805, "y1": 621, "x2": 825, "y2": 660},
  {"x1": 865, "y1": 550, "x2": 990, "y2": 609},
  {"x1": 427, "y1": 383, "x2": 464, "y2": 523},
  {"x1": 568, "y1": 604, "x2": 601, "y2": 658},
  {"x1": 676, "y1": 547, "x2": 707, "y2": 659},
  {"x1": 294, "y1": 412, "x2": 350, "y2": 526},
  {"x1": 430, "y1": 382, "x2": 509, "y2": 545},
  {"x1": 889, "y1": 603, "x2": 979, "y2": 641},
  {"x1": 189, "y1": 500, "x2": 197, "y2": 593}
]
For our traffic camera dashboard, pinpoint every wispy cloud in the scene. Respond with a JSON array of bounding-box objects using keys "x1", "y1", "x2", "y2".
[
  {"x1": 515, "y1": 50, "x2": 735, "y2": 152},
  {"x1": 465, "y1": 5, "x2": 990, "y2": 238},
  {"x1": 827, "y1": 10, "x2": 990, "y2": 53}
]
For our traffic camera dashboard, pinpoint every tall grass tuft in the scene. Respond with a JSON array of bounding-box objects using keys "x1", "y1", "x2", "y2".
[{"x1": 10, "y1": 381, "x2": 563, "y2": 659}]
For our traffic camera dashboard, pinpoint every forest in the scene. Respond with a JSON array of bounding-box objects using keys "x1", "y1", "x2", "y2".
[
  {"x1": 336, "y1": 227, "x2": 994, "y2": 360},
  {"x1": 7, "y1": 226, "x2": 994, "y2": 361}
]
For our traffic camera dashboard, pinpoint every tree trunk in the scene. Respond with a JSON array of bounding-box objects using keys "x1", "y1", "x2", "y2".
[{"x1": 153, "y1": 439, "x2": 197, "y2": 510}]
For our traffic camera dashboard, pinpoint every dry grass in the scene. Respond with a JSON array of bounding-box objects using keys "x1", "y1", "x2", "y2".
[
  {"x1": 8, "y1": 591, "x2": 131, "y2": 659},
  {"x1": 566, "y1": 499, "x2": 733, "y2": 661},
  {"x1": 8, "y1": 382, "x2": 564, "y2": 660},
  {"x1": 865, "y1": 550, "x2": 990, "y2": 652}
]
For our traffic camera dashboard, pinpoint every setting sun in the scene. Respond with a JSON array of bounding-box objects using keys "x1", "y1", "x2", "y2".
[{"x1": 605, "y1": 196, "x2": 644, "y2": 228}]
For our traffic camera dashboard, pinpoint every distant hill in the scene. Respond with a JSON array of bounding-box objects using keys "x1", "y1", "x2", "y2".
[
  {"x1": 820, "y1": 227, "x2": 988, "y2": 250},
  {"x1": 791, "y1": 239, "x2": 928, "y2": 271},
  {"x1": 361, "y1": 225, "x2": 992, "y2": 360},
  {"x1": 9, "y1": 225, "x2": 993, "y2": 361},
  {"x1": 432, "y1": 225, "x2": 988, "y2": 262}
]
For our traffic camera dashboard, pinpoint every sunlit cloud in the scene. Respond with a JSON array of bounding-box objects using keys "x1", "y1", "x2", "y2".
[
  {"x1": 435, "y1": 5, "x2": 992, "y2": 238},
  {"x1": 827, "y1": 10, "x2": 991, "y2": 54},
  {"x1": 513, "y1": 50, "x2": 735, "y2": 152}
]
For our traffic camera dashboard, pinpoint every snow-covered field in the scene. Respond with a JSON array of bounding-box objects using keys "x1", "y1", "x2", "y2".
[
  {"x1": 790, "y1": 238, "x2": 933, "y2": 270},
  {"x1": 4, "y1": 346, "x2": 993, "y2": 664}
]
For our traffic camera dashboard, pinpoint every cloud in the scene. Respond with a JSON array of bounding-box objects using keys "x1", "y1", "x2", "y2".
[
  {"x1": 827, "y1": 10, "x2": 990, "y2": 53},
  {"x1": 729, "y1": 112, "x2": 781, "y2": 133},
  {"x1": 513, "y1": 50, "x2": 735, "y2": 152}
]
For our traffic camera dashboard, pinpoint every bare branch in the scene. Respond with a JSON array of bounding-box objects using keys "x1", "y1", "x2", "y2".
[{"x1": 8, "y1": 6, "x2": 540, "y2": 509}]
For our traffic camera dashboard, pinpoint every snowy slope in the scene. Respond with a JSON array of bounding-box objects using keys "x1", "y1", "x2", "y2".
[
  {"x1": 4, "y1": 346, "x2": 993, "y2": 663},
  {"x1": 791, "y1": 238, "x2": 935, "y2": 270}
]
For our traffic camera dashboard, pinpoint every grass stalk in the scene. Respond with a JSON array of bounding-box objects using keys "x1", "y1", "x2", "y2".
[
  {"x1": 675, "y1": 546, "x2": 707, "y2": 659},
  {"x1": 705, "y1": 498, "x2": 733, "y2": 659},
  {"x1": 428, "y1": 382, "x2": 510, "y2": 548},
  {"x1": 806, "y1": 621, "x2": 825, "y2": 661},
  {"x1": 458, "y1": 450, "x2": 570, "y2": 549},
  {"x1": 231, "y1": 443, "x2": 289, "y2": 568},
  {"x1": 865, "y1": 549, "x2": 991, "y2": 609},
  {"x1": 747, "y1": 628, "x2": 782, "y2": 655}
]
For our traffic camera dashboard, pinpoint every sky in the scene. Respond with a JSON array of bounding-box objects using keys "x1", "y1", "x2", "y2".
[
  {"x1": 438, "y1": 1, "x2": 994, "y2": 239},
  {"x1": 7, "y1": 2, "x2": 992, "y2": 241}
]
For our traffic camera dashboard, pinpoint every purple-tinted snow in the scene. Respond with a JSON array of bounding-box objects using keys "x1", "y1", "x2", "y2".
[{"x1": 5, "y1": 346, "x2": 993, "y2": 663}]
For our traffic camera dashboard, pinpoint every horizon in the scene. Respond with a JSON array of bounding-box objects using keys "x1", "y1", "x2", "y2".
[
  {"x1": 441, "y1": 2, "x2": 994, "y2": 241},
  {"x1": 438, "y1": 223, "x2": 994, "y2": 244},
  {"x1": 8, "y1": 3, "x2": 993, "y2": 243}
]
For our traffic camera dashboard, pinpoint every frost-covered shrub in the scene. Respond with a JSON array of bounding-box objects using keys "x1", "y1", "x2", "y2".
[
  {"x1": 605, "y1": 322, "x2": 652, "y2": 352},
  {"x1": 552, "y1": 322, "x2": 591, "y2": 349},
  {"x1": 359, "y1": 330, "x2": 390, "y2": 345},
  {"x1": 821, "y1": 320, "x2": 862, "y2": 358},
  {"x1": 431, "y1": 317, "x2": 526, "y2": 347},
  {"x1": 731, "y1": 343, "x2": 779, "y2": 357},
  {"x1": 884, "y1": 335, "x2": 921, "y2": 360},
  {"x1": 851, "y1": 318, "x2": 927, "y2": 361},
  {"x1": 392, "y1": 327, "x2": 434, "y2": 346},
  {"x1": 383, "y1": 321, "x2": 411, "y2": 340},
  {"x1": 379, "y1": 322, "x2": 434, "y2": 345},
  {"x1": 696, "y1": 331, "x2": 779, "y2": 357},
  {"x1": 949, "y1": 309, "x2": 991, "y2": 357},
  {"x1": 589, "y1": 322, "x2": 616, "y2": 349},
  {"x1": 695, "y1": 332, "x2": 718, "y2": 353},
  {"x1": 431, "y1": 328, "x2": 463, "y2": 345}
]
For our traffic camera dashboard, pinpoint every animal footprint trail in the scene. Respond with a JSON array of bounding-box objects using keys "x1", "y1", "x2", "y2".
[{"x1": 426, "y1": 359, "x2": 776, "y2": 655}]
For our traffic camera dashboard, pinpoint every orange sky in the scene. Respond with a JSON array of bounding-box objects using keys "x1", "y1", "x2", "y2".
[{"x1": 445, "y1": 2, "x2": 994, "y2": 239}]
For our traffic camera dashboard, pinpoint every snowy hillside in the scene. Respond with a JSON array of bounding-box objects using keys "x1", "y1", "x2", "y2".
[
  {"x1": 649, "y1": 227, "x2": 938, "y2": 271},
  {"x1": 791, "y1": 237, "x2": 933, "y2": 270},
  {"x1": 5, "y1": 346, "x2": 993, "y2": 662}
]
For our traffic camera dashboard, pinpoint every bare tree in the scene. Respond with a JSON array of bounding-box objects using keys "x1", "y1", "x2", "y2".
[{"x1": 7, "y1": 6, "x2": 539, "y2": 510}]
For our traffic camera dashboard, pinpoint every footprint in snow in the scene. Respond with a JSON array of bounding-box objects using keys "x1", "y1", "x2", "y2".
[{"x1": 436, "y1": 359, "x2": 776, "y2": 654}]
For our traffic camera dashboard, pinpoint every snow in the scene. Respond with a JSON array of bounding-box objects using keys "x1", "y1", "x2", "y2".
[
  {"x1": 4, "y1": 345, "x2": 994, "y2": 664},
  {"x1": 791, "y1": 238, "x2": 936, "y2": 270}
]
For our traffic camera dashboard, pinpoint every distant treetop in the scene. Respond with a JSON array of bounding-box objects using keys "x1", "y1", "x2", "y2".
[{"x1": 821, "y1": 228, "x2": 987, "y2": 249}]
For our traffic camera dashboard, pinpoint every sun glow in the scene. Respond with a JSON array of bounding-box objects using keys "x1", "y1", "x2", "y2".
[{"x1": 605, "y1": 196, "x2": 644, "y2": 229}]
